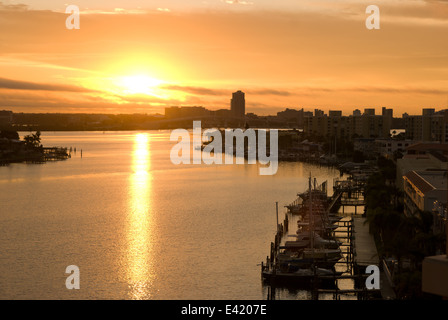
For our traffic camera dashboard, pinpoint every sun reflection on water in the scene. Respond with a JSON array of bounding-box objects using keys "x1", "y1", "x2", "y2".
[{"x1": 127, "y1": 133, "x2": 154, "y2": 299}]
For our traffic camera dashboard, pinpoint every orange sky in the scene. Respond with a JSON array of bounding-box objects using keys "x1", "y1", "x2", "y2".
[{"x1": 0, "y1": 1, "x2": 447, "y2": 116}]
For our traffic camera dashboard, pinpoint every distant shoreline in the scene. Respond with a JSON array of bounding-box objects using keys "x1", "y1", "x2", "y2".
[{"x1": 15, "y1": 127, "x2": 299, "y2": 133}]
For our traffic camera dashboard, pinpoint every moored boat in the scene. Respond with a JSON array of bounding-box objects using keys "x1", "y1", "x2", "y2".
[{"x1": 262, "y1": 266, "x2": 342, "y2": 288}]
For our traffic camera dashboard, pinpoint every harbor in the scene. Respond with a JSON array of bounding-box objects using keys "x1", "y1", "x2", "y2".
[
  {"x1": 261, "y1": 175, "x2": 393, "y2": 300},
  {"x1": 1, "y1": 131, "x2": 351, "y2": 300}
]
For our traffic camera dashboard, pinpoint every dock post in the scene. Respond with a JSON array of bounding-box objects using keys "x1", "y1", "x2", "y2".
[
  {"x1": 269, "y1": 285, "x2": 276, "y2": 300},
  {"x1": 276, "y1": 201, "x2": 279, "y2": 232}
]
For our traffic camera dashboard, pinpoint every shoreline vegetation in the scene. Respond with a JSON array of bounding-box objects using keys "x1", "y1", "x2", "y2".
[{"x1": 0, "y1": 130, "x2": 70, "y2": 165}]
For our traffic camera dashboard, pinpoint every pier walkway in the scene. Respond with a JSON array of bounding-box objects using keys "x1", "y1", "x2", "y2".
[
  {"x1": 264, "y1": 179, "x2": 396, "y2": 300},
  {"x1": 353, "y1": 217, "x2": 379, "y2": 269},
  {"x1": 352, "y1": 217, "x2": 396, "y2": 299}
]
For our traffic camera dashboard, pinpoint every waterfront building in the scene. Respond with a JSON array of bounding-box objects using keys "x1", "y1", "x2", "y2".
[
  {"x1": 403, "y1": 170, "x2": 448, "y2": 217},
  {"x1": 314, "y1": 109, "x2": 324, "y2": 117},
  {"x1": 396, "y1": 142, "x2": 448, "y2": 191},
  {"x1": 404, "y1": 109, "x2": 448, "y2": 142},
  {"x1": 0, "y1": 110, "x2": 13, "y2": 128},
  {"x1": 375, "y1": 138, "x2": 415, "y2": 158},
  {"x1": 405, "y1": 170, "x2": 448, "y2": 299},
  {"x1": 353, "y1": 138, "x2": 377, "y2": 158},
  {"x1": 303, "y1": 109, "x2": 350, "y2": 139},
  {"x1": 276, "y1": 108, "x2": 308, "y2": 128},
  {"x1": 381, "y1": 107, "x2": 394, "y2": 138},
  {"x1": 422, "y1": 201, "x2": 448, "y2": 299},
  {"x1": 304, "y1": 111, "x2": 329, "y2": 138},
  {"x1": 422, "y1": 250, "x2": 448, "y2": 299},
  {"x1": 213, "y1": 109, "x2": 232, "y2": 119},
  {"x1": 303, "y1": 107, "x2": 392, "y2": 141},
  {"x1": 356, "y1": 108, "x2": 392, "y2": 139},
  {"x1": 327, "y1": 110, "x2": 350, "y2": 140},
  {"x1": 165, "y1": 106, "x2": 210, "y2": 119}
]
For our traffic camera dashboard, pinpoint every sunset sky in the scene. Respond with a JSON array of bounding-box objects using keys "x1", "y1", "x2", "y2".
[{"x1": 0, "y1": 0, "x2": 447, "y2": 116}]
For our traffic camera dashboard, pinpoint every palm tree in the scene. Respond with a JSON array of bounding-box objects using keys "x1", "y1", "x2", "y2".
[
  {"x1": 23, "y1": 131, "x2": 42, "y2": 149},
  {"x1": 407, "y1": 210, "x2": 444, "y2": 266}
]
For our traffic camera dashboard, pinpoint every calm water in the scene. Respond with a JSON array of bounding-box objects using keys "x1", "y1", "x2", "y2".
[{"x1": 0, "y1": 131, "x2": 341, "y2": 300}]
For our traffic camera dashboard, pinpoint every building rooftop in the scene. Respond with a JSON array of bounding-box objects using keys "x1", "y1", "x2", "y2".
[
  {"x1": 406, "y1": 142, "x2": 448, "y2": 154},
  {"x1": 429, "y1": 150, "x2": 448, "y2": 162},
  {"x1": 404, "y1": 170, "x2": 448, "y2": 194}
]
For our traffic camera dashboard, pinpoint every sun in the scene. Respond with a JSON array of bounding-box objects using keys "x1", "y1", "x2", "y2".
[{"x1": 118, "y1": 75, "x2": 163, "y2": 95}]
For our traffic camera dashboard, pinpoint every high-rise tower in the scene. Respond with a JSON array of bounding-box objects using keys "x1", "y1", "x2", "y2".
[{"x1": 230, "y1": 90, "x2": 245, "y2": 119}]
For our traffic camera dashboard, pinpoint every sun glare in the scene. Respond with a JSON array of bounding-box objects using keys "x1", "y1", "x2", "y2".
[{"x1": 118, "y1": 75, "x2": 163, "y2": 95}]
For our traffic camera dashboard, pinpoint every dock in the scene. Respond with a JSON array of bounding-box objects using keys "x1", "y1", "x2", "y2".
[
  {"x1": 43, "y1": 147, "x2": 71, "y2": 161},
  {"x1": 352, "y1": 217, "x2": 379, "y2": 270},
  {"x1": 262, "y1": 177, "x2": 393, "y2": 300},
  {"x1": 328, "y1": 178, "x2": 366, "y2": 214}
]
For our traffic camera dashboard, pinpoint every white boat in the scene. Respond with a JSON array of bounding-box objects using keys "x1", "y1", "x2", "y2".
[
  {"x1": 285, "y1": 231, "x2": 341, "y2": 249},
  {"x1": 303, "y1": 247, "x2": 342, "y2": 260},
  {"x1": 262, "y1": 266, "x2": 342, "y2": 288}
]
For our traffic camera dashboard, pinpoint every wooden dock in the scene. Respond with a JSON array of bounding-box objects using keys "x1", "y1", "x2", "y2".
[
  {"x1": 330, "y1": 178, "x2": 366, "y2": 214},
  {"x1": 352, "y1": 217, "x2": 379, "y2": 270},
  {"x1": 352, "y1": 217, "x2": 396, "y2": 299},
  {"x1": 262, "y1": 177, "x2": 398, "y2": 300}
]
